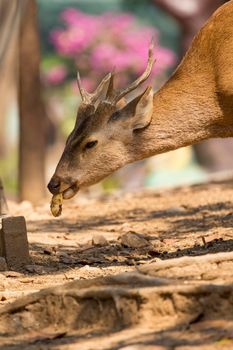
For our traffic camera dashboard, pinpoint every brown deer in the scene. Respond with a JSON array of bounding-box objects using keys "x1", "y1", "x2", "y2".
[{"x1": 48, "y1": 0, "x2": 233, "y2": 200}]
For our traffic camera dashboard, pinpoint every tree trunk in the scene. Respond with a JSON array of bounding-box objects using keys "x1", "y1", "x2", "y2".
[
  {"x1": 18, "y1": 0, "x2": 47, "y2": 203},
  {"x1": 0, "y1": 0, "x2": 20, "y2": 157}
]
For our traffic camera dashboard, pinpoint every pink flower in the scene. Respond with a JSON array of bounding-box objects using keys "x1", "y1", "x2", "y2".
[
  {"x1": 102, "y1": 12, "x2": 135, "y2": 31},
  {"x1": 60, "y1": 8, "x2": 81, "y2": 25},
  {"x1": 45, "y1": 65, "x2": 67, "y2": 85},
  {"x1": 50, "y1": 27, "x2": 95, "y2": 56},
  {"x1": 90, "y1": 44, "x2": 121, "y2": 71},
  {"x1": 48, "y1": 9, "x2": 176, "y2": 88}
]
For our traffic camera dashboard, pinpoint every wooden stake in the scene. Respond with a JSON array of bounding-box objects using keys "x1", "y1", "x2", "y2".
[{"x1": 0, "y1": 178, "x2": 8, "y2": 216}]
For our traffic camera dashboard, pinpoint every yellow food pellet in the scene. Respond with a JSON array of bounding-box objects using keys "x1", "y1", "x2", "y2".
[{"x1": 50, "y1": 193, "x2": 63, "y2": 217}]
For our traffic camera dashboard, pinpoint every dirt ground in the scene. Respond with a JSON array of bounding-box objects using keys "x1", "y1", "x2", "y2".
[{"x1": 0, "y1": 178, "x2": 233, "y2": 349}]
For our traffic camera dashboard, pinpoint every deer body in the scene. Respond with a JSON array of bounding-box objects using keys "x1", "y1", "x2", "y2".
[
  {"x1": 142, "y1": 0, "x2": 233, "y2": 156},
  {"x1": 48, "y1": 1, "x2": 233, "y2": 199}
]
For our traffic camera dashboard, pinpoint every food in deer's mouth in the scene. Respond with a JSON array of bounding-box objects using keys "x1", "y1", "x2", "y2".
[
  {"x1": 50, "y1": 184, "x2": 79, "y2": 217},
  {"x1": 50, "y1": 193, "x2": 63, "y2": 217}
]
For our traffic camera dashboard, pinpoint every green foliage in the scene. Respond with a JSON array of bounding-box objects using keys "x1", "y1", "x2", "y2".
[
  {"x1": 0, "y1": 151, "x2": 18, "y2": 195},
  {"x1": 41, "y1": 54, "x2": 67, "y2": 70}
]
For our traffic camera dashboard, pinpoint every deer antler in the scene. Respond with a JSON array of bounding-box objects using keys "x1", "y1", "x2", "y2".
[
  {"x1": 77, "y1": 41, "x2": 155, "y2": 105},
  {"x1": 77, "y1": 72, "x2": 91, "y2": 104},
  {"x1": 106, "y1": 41, "x2": 156, "y2": 103},
  {"x1": 77, "y1": 72, "x2": 112, "y2": 105}
]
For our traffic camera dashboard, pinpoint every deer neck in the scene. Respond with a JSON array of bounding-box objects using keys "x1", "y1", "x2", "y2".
[{"x1": 130, "y1": 64, "x2": 233, "y2": 161}]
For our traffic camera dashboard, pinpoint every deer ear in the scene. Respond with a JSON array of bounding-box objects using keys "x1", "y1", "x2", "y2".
[
  {"x1": 109, "y1": 87, "x2": 153, "y2": 129},
  {"x1": 122, "y1": 86, "x2": 153, "y2": 131},
  {"x1": 132, "y1": 86, "x2": 153, "y2": 130}
]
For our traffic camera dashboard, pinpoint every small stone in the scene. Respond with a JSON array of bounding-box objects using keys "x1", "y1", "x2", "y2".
[
  {"x1": 166, "y1": 206, "x2": 186, "y2": 214},
  {"x1": 60, "y1": 257, "x2": 75, "y2": 265},
  {"x1": 120, "y1": 232, "x2": 150, "y2": 249},
  {"x1": 57, "y1": 252, "x2": 70, "y2": 258},
  {"x1": 43, "y1": 247, "x2": 54, "y2": 255},
  {"x1": 92, "y1": 235, "x2": 108, "y2": 247},
  {"x1": 25, "y1": 265, "x2": 46, "y2": 274},
  {"x1": 202, "y1": 233, "x2": 221, "y2": 244}
]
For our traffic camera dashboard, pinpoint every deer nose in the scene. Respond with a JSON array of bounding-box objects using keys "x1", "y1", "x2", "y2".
[{"x1": 47, "y1": 176, "x2": 61, "y2": 194}]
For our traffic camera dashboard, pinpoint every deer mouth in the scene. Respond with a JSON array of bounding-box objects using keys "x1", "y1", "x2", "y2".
[{"x1": 62, "y1": 183, "x2": 79, "y2": 200}]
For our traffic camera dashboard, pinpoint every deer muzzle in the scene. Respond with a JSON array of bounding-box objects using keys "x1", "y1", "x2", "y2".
[{"x1": 47, "y1": 176, "x2": 79, "y2": 199}]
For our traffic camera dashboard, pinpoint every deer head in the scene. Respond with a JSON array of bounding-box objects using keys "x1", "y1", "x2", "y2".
[{"x1": 48, "y1": 43, "x2": 155, "y2": 199}]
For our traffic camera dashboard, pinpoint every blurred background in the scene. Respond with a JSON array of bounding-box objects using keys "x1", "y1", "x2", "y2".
[{"x1": 0, "y1": 0, "x2": 231, "y2": 204}]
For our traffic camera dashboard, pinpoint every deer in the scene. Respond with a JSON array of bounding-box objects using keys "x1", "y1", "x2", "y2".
[{"x1": 48, "y1": 0, "x2": 233, "y2": 203}]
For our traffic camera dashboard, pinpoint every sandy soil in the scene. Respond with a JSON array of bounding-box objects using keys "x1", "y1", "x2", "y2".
[{"x1": 0, "y1": 178, "x2": 233, "y2": 349}]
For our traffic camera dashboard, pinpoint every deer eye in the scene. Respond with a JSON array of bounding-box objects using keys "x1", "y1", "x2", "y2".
[
  {"x1": 84, "y1": 140, "x2": 98, "y2": 150},
  {"x1": 110, "y1": 110, "x2": 120, "y2": 121}
]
